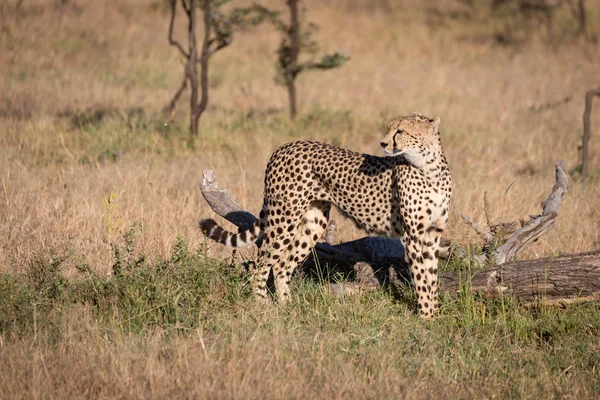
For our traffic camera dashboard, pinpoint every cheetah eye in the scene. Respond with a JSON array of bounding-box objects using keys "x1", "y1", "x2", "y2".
[{"x1": 395, "y1": 129, "x2": 403, "y2": 135}]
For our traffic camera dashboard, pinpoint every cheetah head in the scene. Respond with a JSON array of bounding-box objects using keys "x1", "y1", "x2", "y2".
[{"x1": 379, "y1": 112, "x2": 441, "y2": 168}]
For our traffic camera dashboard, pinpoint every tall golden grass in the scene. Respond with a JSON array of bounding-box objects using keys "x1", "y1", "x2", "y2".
[{"x1": 2, "y1": 0, "x2": 599, "y2": 275}]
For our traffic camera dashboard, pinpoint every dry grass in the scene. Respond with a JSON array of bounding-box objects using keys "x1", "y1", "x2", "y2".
[
  {"x1": 2, "y1": 306, "x2": 598, "y2": 400},
  {"x1": 1, "y1": 249, "x2": 599, "y2": 399},
  {"x1": 1, "y1": 0, "x2": 600, "y2": 397}
]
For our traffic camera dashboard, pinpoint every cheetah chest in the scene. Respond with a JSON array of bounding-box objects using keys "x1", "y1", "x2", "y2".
[{"x1": 425, "y1": 189, "x2": 449, "y2": 226}]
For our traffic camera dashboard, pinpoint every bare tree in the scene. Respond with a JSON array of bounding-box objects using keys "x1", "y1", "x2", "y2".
[
  {"x1": 167, "y1": 0, "x2": 272, "y2": 136},
  {"x1": 580, "y1": 87, "x2": 600, "y2": 178},
  {"x1": 272, "y1": 0, "x2": 349, "y2": 120}
]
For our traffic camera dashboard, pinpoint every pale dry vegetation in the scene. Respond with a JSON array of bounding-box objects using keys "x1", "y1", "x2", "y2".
[{"x1": 1, "y1": 0, "x2": 600, "y2": 398}]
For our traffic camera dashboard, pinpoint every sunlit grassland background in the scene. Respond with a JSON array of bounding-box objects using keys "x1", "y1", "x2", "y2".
[{"x1": 1, "y1": 0, "x2": 600, "y2": 398}]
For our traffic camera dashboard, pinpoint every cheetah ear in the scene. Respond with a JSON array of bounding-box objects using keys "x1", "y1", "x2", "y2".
[{"x1": 430, "y1": 117, "x2": 441, "y2": 133}]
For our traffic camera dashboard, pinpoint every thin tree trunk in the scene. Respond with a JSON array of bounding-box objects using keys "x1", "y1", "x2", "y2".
[
  {"x1": 288, "y1": 80, "x2": 297, "y2": 121},
  {"x1": 192, "y1": 0, "x2": 211, "y2": 136},
  {"x1": 581, "y1": 88, "x2": 600, "y2": 178},
  {"x1": 287, "y1": 0, "x2": 299, "y2": 120},
  {"x1": 166, "y1": 0, "x2": 190, "y2": 122},
  {"x1": 186, "y1": 0, "x2": 199, "y2": 137},
  {"x1": 577, "y1": 0, "x2": 586, "y2": 36}
]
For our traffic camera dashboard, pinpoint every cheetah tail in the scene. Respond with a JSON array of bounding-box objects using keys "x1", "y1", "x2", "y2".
[{"x1": 198, "y1": 218, "x2": 262, "y2": 248}]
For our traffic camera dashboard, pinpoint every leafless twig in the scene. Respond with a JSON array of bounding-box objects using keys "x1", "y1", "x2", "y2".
[{"x1": 460, "y1": 214, "x2": 494, "y2": 243}]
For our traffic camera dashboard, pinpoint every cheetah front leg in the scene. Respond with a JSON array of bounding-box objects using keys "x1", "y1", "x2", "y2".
[
  {"x1": 403, "y1": 226, "x2": 442, "y2": 319},
  {"x1": 422, "y1": 225, "x2": 444, "y2": 316}
]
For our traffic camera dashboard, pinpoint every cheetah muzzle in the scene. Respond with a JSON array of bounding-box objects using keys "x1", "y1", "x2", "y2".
[{"x1": 199, "y1": 112, "x2": 452, "y2": 319}]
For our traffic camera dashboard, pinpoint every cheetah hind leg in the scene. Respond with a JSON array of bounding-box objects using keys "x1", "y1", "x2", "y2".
[
  {"x1": 245, "y1": 258, "x2": 270, "y2": 304},
  {"x1": 251, "y1": 228, "x2": 291, "y2": 304},
  {"x1": 272, "y1": 202, "x2": 330, "y2": 303}
]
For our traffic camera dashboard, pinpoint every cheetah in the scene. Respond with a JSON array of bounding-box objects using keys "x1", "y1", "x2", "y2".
[{"x1": 199, "y1": 112, "x2": 452, "y2": 319}]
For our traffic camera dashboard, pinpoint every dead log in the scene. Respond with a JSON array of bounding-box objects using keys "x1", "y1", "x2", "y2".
[
  {"x1": 198, "y1": 163, "x2": 599, "y2": 306},
  {"x1": 441, "y1": 251, "x2": 600, "y2": 306}
]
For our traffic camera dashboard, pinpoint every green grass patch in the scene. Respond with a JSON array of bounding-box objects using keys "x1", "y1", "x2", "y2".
[{"x1": 0, "y1": 227, "x2": 246, "y2": 339}]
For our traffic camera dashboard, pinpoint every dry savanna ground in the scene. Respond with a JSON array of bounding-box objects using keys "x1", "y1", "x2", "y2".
[{"x1": 1, "y1": 0, "x2": 600, "y2": 398}]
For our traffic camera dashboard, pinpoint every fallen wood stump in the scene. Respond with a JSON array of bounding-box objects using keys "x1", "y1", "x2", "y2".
[
  {"x1": 198, "y1": 161, "x2": 600, "y2": 306},
  {"x1": 441, "y1": 251, "x2": 600, "y2": 306}
]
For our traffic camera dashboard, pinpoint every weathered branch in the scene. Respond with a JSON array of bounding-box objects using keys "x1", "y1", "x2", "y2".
[
  {"x1": 199, "y1": 170, "x2": 257, "y2": 230},
  {"x1": 581, "y1": 87, "x2": 600, "y2": 178},
  {"x1": 492, "y1": 161, "x2": 570, "y2": 263},
  {"x1": 462, "y1": 161, "x2": 570, "y2": 265}
]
